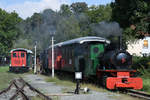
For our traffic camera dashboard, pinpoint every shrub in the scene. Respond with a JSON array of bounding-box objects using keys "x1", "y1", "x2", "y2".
[{"x1": 132, "y1": 56, "x2": 150, "y2": 75}]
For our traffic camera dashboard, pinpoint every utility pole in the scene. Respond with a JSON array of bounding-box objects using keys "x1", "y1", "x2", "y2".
[
  {"x1": 34, "y1": 41, "x2": 37, "y2": 74},
  {"x1": 51, "y1": 32, "x2": 55, "y2": 78}
]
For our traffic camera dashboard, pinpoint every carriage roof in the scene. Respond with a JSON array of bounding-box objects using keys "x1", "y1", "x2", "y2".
[
  {"x1": 10, "y1": 48, "x2": 33, "y2": 53},
  {"x1": 50, "y1": 36, "x2": 110, "y2": 48}
]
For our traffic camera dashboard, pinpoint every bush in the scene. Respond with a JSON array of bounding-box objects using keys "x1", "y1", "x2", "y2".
[
  {"x1": 132, "y1": 56, "x2": 150, "y2": 93},
  {"x1": 132, "y1": 56, "x2": 150, "y2": 75}
]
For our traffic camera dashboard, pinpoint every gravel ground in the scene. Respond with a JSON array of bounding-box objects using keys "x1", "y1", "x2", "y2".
[{"x1": 22, "y1": 74, "x2": 141, "y2": 100}]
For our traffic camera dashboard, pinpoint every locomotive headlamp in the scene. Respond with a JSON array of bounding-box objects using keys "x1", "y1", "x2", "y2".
[{"x1": 75, "y1": 72, "x2": 82, "y2": 79}]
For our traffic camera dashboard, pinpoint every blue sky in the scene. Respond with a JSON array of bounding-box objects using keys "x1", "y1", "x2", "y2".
[
  {"x1": 0, "y1": 0, "x2": 113, "y2": 19},
  {"x1": 0, "y1": 0, "x2": 41, "y2": 5}
]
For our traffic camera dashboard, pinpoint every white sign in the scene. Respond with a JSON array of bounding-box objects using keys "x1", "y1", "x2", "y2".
[{"x1": 75, "y1": 72, "x2": 82, "y2": 79}]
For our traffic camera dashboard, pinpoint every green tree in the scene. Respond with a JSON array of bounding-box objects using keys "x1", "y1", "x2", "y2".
[
  {"x1": 0, "y1": 8, "x2": 22, "y2": 55},
  {"x1": 59, "y1": 4, "x2": 72, "y2": 16},
  {"x1": 18, "y1": 3, "x2": 114, "y2": 51},
  {"x1": 71, "y1": 2, "x2": 88, "y2": 14},
  {"x1": 111, "y1": 0, "x2": 150, "y2": 39},
  {"x1": 87, "y1": 4, "x2": 112, "y2": 23},
  {"x1": 56, "y1": 15, "x2": 81, "y2": 42}
]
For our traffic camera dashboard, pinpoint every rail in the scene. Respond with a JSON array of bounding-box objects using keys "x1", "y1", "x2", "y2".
[
  {"x1": 126, "y1": 89, "x2": 150, "y2": 100},
  {"x1": 0, "y1": 77, "x2": 52, "y2": 100}
]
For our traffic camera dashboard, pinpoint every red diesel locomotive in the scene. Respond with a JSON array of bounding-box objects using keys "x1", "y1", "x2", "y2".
[{"x1": 10, "y1": 48, "x2": 33, "y2": 72}]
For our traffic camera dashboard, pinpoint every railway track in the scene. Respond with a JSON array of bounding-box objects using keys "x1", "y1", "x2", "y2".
[
  {"x1": 125, "y1": 89, "x2": 150, "y2": 100},
  {"x1": 0, "y1": 77, "x2": 52, "y2": 100}
]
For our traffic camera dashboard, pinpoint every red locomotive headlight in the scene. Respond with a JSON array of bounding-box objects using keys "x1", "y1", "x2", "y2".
[{"x1": 121, "y1": 58, "x2": 126, "y2": 64}]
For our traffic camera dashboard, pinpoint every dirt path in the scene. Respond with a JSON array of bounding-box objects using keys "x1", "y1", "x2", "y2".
[{"x1": 23, "y1": 74, "x2": 141, "y2": 100}]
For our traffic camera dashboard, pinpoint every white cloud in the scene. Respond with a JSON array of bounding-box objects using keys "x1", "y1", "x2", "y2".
[{"x1": 0, "y1": 0, "x2": 68, "y2": 19}]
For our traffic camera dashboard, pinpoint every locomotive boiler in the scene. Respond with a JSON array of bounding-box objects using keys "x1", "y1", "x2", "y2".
[{"x1": 99, "y1": 49, "x2": 132, "y2": 70}]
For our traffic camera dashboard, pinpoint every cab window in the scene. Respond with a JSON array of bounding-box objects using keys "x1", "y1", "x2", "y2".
[{"x1": 13, "y1": 53, "x2": 17, "y2": 57}]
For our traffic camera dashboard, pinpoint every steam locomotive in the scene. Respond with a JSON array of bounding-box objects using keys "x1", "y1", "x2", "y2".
[{"x1": 40, "y1": 36, "x2": 143, "y2": 90}]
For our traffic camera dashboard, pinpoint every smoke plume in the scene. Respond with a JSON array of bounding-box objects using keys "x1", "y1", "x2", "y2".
[{"x1": 91, "y1": 21, "x2": 122, "y2": 38}]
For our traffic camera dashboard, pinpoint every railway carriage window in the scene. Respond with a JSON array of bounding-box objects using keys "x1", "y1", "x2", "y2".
[
  {"x1": 65, "y1": 48, "x2": 67, "y2": 57},
  {"x1": 21, "y1": 53, "x2": 25, "y2": 57},
  {"x1": 71, "y1": 49, "x2": 73, "y2": 57},
  {"x1": 67, "y1": 48, "x2": 69, "y2": 58},
  {"x1": 18, "y1": 53, "x2": 20, "y2": 57},
  {"x1": 62, "y1": 48, "x2": 64, "y2": 54},
  {"x1": 69, "y1": 48, "x2": 71, "y2": 58},
  {"x1": 13, "y1": 53, "x2": 17, "y2": 57}
]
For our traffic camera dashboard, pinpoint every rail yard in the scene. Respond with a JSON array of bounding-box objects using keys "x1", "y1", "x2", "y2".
[
  {"x1": 0, "y1": 66, "x2": 149, "y2": 100},
  {"x1": 0, "y1": 0, "x2": 150, "y2": 100}
]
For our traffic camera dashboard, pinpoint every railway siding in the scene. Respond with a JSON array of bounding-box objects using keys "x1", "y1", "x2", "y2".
[{"x1": 0, "y1": 78, "x2": 51, "y2": 100}]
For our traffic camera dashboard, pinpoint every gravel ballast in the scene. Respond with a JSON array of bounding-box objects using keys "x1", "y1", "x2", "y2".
[{"x1": 23, "y1": 74, "x2": 141, "y2": 100}]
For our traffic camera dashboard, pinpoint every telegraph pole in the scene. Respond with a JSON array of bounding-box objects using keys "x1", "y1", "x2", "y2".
[
  {"x1": 34, "y1": 41, "x2": 37, "y2": 74},
  {"x1": 51, "y1": 32, "x2": 55, "y2": 78}
]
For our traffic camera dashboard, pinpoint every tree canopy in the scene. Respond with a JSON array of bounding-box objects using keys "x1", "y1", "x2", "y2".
[
  {"x1": 0, "y1": 8, "x2": 22, "y2": 55},
  {"x1": 2, "y1": 1, "x2": 149, "y2": 53},
  {"x1": 17, "y1": 2, "x2": 113, "y2": 52},
  {"x1": 111, "y1": 0, "x2": 150, "y2": 39}
]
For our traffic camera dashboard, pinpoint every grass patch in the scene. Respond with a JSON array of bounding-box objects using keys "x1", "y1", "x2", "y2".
[
  {"x1": 0, "y1": 66, "x2": 9, "y2": 72},
  {"x1": 31, "y1": 96, "x2": 43, "y2": 100},
  {"x1": 44, "y1": 75, "x2": 75, "y2": 87},
  {"x1": 132, "y1": 56, "x2": 150, "y2": 93},
  {"x1": 0, "y1": 66, "x2": 34, "y2": 90},
  {"x1": 44, "y1": 74, "x2": 109, "y2": 93},
  {"x1": 0, "y1": 66, "x2": 23, "y2": 90},
  {"x1": 141, "y1": 74, "x2": 150, "y2": 93}
]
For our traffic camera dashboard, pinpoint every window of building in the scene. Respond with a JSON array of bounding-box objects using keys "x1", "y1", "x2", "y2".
[{"x1": 143, "y1": 40, "x2": 148, "y2": 48}]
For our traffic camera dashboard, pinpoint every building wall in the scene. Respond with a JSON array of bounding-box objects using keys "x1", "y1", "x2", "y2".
[
  {"x1": 127, "y1": 37, "x2": 150, "y2": 57},
  {"x1": 141, "y1": 37, "x2": 150, "y2": 56},
  {"x1": 127, "y1": 39, "x2": 143, "y2": 56}
]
